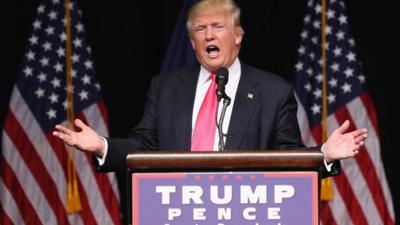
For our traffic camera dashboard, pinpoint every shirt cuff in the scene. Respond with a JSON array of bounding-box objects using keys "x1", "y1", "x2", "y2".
[
  {"x1": 324, "y1": 159, "x2": 333, "y2": 172},
  {"x1": 321, "y1": 144, "x2": 333, "y2": 172},
  {"x1": 96, "y1": 137, "x2": 108, "y2": 166}
]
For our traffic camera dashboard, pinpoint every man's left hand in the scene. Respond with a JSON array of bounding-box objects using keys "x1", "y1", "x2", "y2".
[{"x1": 322, "y1": 120, "x2": 368, "y2": 163}]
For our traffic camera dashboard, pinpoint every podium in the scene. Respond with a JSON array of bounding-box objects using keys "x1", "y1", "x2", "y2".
[{"x1": 126, "y1": 150, "x2": 323, "y2": 225}]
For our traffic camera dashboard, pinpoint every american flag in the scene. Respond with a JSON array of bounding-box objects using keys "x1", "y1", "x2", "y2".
[
  {"x1": 294, "y1": 0, "x2": 395, "y2": 224},
  {"x1": 0, "y1": 0, "x2": 122, "y2": 224}
]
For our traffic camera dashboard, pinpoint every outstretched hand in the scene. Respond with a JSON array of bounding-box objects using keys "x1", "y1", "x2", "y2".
[
  {"x1": 322, "y1": 120, "x2": 368, "y2": 163},
  {"x1": 52, "y1": 119, "x2": 105, "y2": 156}
]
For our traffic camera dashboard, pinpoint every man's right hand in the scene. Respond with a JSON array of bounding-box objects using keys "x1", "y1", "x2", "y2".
[{"x1": 52, "y1": 118, "x2": 105, "y2": 157}]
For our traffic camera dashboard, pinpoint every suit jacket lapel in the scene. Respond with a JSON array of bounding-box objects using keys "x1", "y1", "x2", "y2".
[
  {"x1": 173, "y1": 67, "x2": 199, "y2": 150},
  {"x1": 225, "y1": 64, "x2": 258, "y2": 150}
]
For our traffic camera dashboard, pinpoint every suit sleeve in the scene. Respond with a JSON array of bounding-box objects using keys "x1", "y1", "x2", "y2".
[
  {"x1": 271, "y1": 85, "x2": 303, "y2": 149},
  {"x1": 272, "y1": 85, "x2": 341, "y2": 178}
]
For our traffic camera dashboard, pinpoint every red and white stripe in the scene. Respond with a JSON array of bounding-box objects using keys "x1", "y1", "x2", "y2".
[
  {"x1": 296, "y1": 92, "x2": 395, "y2": 225},
  {"x1": 1, "y1": 87, "x2": 122, "y2": 225}
]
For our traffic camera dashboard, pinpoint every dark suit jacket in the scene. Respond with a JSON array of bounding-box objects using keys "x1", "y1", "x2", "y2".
[{"x1": 95, "y1": 63, "x2": 340, "y2": 177}]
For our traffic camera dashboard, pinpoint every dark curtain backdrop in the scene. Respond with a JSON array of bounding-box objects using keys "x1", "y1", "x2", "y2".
[{"x1": 2, "y1": 0, "x2": 398, "y2": 224}]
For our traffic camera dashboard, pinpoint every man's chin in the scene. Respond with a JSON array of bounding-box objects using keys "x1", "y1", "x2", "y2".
[{"x1": 203, "y1": 60, "x2": 224, "y2": 71}]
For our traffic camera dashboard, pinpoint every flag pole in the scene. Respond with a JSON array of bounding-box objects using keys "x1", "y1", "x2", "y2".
[
  {"x1": 65, "y1": 0, "x2": 82, "y2": 213},
  {"x1": 320, "y1": 0, "x2": 334, "y2": 201}
]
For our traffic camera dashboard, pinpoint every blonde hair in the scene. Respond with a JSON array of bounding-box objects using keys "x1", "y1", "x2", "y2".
[{"x1": 186, "y1": 0, "x2": 243, "y2": 36}]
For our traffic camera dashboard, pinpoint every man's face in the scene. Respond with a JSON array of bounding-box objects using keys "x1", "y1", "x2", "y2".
[{"x1": 190, "y1": 12, "x2": 243, "y2": 72}]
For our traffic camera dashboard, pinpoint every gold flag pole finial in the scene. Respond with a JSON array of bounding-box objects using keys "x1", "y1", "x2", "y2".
[
  {"x1": 65, "y1": 0, "x2": 82, "y2": 213},
  {"x1": 320, "y1": 0, "x2": 334, "y2": 201}
]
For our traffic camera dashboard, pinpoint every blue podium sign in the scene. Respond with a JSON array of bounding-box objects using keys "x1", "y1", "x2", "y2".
[{"x1": 132, "y1": 172, "x2": 318, "y2": 225}]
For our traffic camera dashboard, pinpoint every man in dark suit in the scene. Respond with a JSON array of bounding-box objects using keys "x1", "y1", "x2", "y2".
[{"x1": 53, "y1": 0, "x2": 367, "y2": 176}]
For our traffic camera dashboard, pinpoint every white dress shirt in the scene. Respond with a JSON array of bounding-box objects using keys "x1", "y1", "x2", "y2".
[{"x1": 192, "y1": 58, "x2": 241, "y2": 150}]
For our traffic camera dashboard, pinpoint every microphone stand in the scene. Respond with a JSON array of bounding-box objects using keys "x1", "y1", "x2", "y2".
[{"x1": 216, "y1": 94, "x2": 231, "y2": 151}]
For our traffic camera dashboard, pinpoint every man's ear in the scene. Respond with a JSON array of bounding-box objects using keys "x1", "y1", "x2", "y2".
[
  {"x1": 234, "y1": 28, "x2": 244, "y2": 45},
  {"x1": 190, "y1": 38, "x2": 196, "y2": 50}
]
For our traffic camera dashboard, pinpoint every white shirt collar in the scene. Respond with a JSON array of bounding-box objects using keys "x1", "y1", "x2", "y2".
[{"x1": 198, "y1": 58, "x2": 241, "y2": 85}]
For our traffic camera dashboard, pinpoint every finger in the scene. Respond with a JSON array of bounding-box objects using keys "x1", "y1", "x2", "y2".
[
  {"x1": 347, "y1": 129, "x2": 367, "y2": 140},
  {"x1": 355, "y1": 134, "x2": 367, "y2": 144},
  {"x1": 54, "y1": 124, "x2": 73, "y2": 135},
  {"x1": 52, "y1": 130, "x2": 61, "y2": 138},
  {"x1": 352, "y1": 142, "x2": 364, "y2": 153},
  {"x1": 351, "y1": 128, "x2": 368, "y2": 137},
  {"x1": 52, "y1": 131, "x2": 73, "y2": 145},
  {"x1": 354, "y1": 133, "x2": 368, "y2": 144},
  {"x1": 74, "y1": 119, "x2": 87, "y2": 130},
  {"x1": 334, "y1": 120, "x2": 350, "y2": 135}
]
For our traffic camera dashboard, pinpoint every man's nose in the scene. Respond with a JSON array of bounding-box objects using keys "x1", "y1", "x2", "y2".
[{"x1": 205, "y1": 26, "x2": 214, "y2": 40}]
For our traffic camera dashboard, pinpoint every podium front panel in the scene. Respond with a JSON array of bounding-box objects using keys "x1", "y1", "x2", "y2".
[{"x1": 131, "y1": 171, "x2": 318, "y2": 225}]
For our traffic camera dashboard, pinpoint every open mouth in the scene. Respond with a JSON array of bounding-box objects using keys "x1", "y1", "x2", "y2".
[{"x1": 206, "y1": 45, "x2": 220, "y2": 55}]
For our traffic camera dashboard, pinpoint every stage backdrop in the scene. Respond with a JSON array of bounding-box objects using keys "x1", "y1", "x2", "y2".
[{"x1": 1, "y1": 0, "x2": 398, "y2": 224}]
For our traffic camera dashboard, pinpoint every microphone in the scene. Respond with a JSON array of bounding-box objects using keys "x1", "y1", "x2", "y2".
[
  {"x1": 214, "y1": 67, "x2": 231, "y2": 151},
  {"x1": 215, "y1": 67, "x2": 229, "y2": 102}
]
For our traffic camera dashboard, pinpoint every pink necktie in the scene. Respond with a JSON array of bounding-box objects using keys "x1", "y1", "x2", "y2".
[{"x1": 191, "y1": 73, "x2": 217, "y2": 151}]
